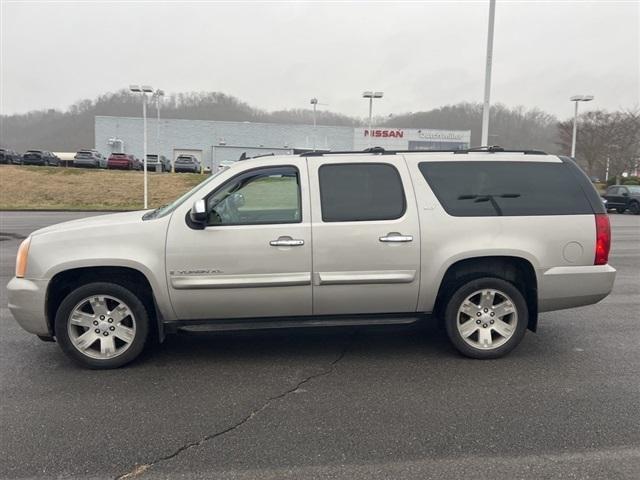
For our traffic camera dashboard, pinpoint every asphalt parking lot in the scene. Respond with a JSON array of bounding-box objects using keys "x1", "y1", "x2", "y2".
[{"x1": 1, "y1": 211, "x2": 639, "y2": 480}]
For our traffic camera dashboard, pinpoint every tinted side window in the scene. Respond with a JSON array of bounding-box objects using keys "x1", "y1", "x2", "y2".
[
  {"x1": 206, "y1": 166, "x2": 301, "y2": 226},
  {"x1": 606, "y1": 187, "x2": 618, "y2": 195},
  {"x1": 319, "y1": 163, "x2": 406, "y2": 222},
  {"x1": 418, "y1": 161, "x2": 594, "y2": 216}
]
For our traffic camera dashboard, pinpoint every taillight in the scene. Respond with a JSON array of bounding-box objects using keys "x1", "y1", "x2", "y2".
[{"x1": 594, "y1": 213, "x2": 611, "y2": 265}]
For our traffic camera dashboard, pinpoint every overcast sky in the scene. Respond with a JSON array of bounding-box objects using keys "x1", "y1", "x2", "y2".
[{"x1": 1, "y1": 1, "x2": 638, "y2": 120}]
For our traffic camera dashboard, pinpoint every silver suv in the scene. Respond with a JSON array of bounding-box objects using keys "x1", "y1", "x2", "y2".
[{"x1": 7, "y1": 148, "x2": 616, "y2": 368}]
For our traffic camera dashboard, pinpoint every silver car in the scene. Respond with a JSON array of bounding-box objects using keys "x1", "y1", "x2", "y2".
[
  {"x1": 7, "y1": 148, "x2": 616, "y2": 368},
  {"x1": 73, "y1": 149, "x2": 107, "y2": 169}
]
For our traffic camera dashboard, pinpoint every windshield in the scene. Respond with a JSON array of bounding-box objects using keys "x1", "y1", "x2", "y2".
[{"x1": 143, "y1": 167, "x2": 228, "y2": 220}]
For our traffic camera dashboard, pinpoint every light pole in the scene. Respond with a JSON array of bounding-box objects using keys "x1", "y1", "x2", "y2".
[
  {"x1": 480, "y1": 0, "x2": 496, "y2": 146},
  {"x1": 310, "y1": 98, "x2": 318, "y2": 150},
  {"x1": 362, "y1": 91, "x2": 383, "y2": 147},
  {"x1": 570, "y1": 94, "x2": 594, "y2": 158},
  {"x1": 152, "y1": 89, "x2": 165, "y2": 169},
  {"x1": 130, "y1": 85, "x2": 154, "y2": 209}
]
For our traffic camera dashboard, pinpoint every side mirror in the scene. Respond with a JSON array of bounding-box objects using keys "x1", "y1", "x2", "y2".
[
  {"x1": 622, "y1": 192, "x2": 629, "y2": 197},
  {"x1": 190, "y1": 199, "x2": 207, "y2": 225}
]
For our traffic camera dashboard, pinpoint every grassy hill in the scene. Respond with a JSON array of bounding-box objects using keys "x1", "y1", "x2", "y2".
[{"x1": 0, "y1": 165, "x2": 205, "y2": 211}]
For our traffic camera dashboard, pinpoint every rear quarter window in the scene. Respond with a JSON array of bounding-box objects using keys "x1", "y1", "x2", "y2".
[{"x1": 418, "y1": 161, "x2": 595, "y2": 216}]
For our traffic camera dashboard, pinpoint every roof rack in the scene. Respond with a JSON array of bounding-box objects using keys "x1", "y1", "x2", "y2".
[
  {"x1": 299, "y1": 146, "x2": 547, "y2": 157},
  {"x1": 238, "y1": 152, "x2": 276, "y2": 161}
]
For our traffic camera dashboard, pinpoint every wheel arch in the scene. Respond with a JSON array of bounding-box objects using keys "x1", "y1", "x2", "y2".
[
  {"x1": 433, "y1": 256, "x2": 538, "y2": 331},
  {"x1": 46, "y1": 266, "x2": 164, "y2": 342}
]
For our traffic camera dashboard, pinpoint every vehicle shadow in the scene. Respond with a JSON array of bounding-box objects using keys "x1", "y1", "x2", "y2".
[{"x1": 136, "y1": 320, "x2": 498, "y2": 370}]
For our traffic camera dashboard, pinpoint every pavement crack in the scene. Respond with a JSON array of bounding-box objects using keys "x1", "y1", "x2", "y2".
[{"x1": 114, "y1": 331, "x2": 357, "y2": 480}]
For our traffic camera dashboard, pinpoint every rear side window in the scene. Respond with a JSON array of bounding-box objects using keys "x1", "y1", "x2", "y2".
[
  {"x1": 319, "y1": 163, "x2": 406, "y2": 222},
  {"x1": 419, "y1": 161, "x2": 594, "y2": 216}
]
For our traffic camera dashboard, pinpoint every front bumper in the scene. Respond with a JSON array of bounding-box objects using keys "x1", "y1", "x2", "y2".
[
  {"x1": 538, "y1": 264, "x2": 616, "y2": 312},
  {"x1": 6, "y1": 277, "x2": 50, "y2": 336}
]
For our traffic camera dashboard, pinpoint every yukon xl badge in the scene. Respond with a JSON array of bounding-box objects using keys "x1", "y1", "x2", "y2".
[{"x1": 170, "y1": 269, "x2": 223, "y2": 276}]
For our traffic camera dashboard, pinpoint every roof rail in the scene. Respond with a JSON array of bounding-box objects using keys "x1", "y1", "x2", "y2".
[
  {"x1": 238, "y1": 152, "x2": 276, "y2": 161},
  {"x1": 300, "y1": 146, "x2": 547, "y2": 157}
]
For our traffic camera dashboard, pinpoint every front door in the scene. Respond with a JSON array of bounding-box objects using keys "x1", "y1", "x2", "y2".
[
  {"x1": 165, "y1": 162, "x2": 312, "y2": 320},
  {"x1": 307, "y1": 156, "x2": 421, "y2": 315}
]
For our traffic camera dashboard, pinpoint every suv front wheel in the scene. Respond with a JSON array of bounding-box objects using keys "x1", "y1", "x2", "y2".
[
  {"x1": 444, "y1": 277, "x2": 528, "y2": 359},
  {"x1": 54, "y1": 282, "x2": 149, "y2": 369}
]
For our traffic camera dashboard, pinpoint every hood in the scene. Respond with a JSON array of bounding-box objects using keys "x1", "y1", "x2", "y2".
[{"x1": 31, "y1": 210, "x2": 149, "y2": 237}]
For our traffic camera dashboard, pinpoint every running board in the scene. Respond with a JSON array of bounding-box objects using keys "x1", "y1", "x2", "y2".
[{"x1": 166, "y1": 314, "x2": 424, "y2": 334}]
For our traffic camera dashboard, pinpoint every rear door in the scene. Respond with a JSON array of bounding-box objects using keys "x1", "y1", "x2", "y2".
[{"x1": 307, "y1": 156, "x2": 421, "y2": 315}]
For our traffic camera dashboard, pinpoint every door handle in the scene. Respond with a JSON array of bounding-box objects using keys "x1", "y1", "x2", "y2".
[
  {"x1": 270, "y1": 237, "x2": 305, "y2": 247},
  {"x1": 379, "y1": 232, "x2": 413, "y2": 243}
]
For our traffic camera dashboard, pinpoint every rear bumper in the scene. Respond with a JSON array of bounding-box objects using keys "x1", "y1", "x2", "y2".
[
  {"x1": 538, "y1": 264, "x2": 616, "y2": 312},
  {"x1": 22, "y1": 158, "x2": 44, "y2": 165},
  {"x1": 6, "y1": 277, "x2": 50, "y2": 336},
  {"x1": 107, "y1": 161, "x2": 130, "y2": 169},
  {"x1": 74, "y1": 159, "x2": 98, "y2": 167}
]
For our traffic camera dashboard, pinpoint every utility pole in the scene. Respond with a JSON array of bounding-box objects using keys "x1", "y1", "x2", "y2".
[
  {"x1": 480, "y1": 0, "x2": 496, "y2": 146},
  {"x1": 310, "y1": 98, "x2": 318, "y2": 150},
  {"x1": 129, "y1": 85, "x2": 154, "y2": 209},
  {"x1": 362, "y1": 91, "x2": 383, "y2": 148}
]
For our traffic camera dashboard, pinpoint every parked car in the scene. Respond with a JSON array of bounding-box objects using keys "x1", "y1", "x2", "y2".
[
  {"x1": 107, "y1": 153, "x2": 141, "y2": 170},
  {"x1": 0, "y1": 148, "x2": 22, "y2": 165},
  {"x1": 7, "y1": 148, "x2": 615, "y2": 368},
  {"x1": 22, "y1": 150, "x2": 60, "y2": 166},
  {"x1": 145, "y1": 154, "x2": 172, "y2": 172},
  {"x1": 602, "y1": 185, "x2": 640, "y2": 214},
  {"x1": 174, "y1": 154, "x2": 201, "y2": 173},
  {"x1": 74, "y1": 149, "x2": 107, "y2": 169}
]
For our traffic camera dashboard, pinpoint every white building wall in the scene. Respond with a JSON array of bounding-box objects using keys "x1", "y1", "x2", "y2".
[
  {"x1": 94, "y1": 116, "x2": 471, "y2": 170},
  {"x1": 95, "y1": 116, "x2": 354, "y2": 170}
]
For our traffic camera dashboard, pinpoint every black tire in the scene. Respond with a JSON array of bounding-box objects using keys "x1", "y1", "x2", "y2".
[
  {"x1": 616, "y1": 207, "x2": 626, "y2": 214},
  {"x1": 629, "y1": 201, "x2": 640, "y2": 215},
  {"x1": 54, "y1": 282, "x2": 150, "y2": 369},
  {"x1": 444, "y1": 277, "x2": 528, "y2": 359}
]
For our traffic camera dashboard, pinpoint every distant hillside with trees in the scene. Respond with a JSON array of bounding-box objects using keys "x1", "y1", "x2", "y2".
[{"x1": 1, "y1": 90, "x2": 637, "y2": 178}]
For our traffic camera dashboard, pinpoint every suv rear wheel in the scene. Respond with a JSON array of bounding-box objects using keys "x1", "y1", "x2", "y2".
[
  {"x1": 444, "y1": 277, "x2": 528, "y2": 359},
  {"x1": 54, "y1": 282, "x2": 149, "y2": 369}
]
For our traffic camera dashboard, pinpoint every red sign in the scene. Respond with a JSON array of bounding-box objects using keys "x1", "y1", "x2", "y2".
[{"x1": 364, "y1": 129, "x2": 404, "y2": 138}]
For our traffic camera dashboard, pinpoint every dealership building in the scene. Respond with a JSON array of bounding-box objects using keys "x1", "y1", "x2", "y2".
[{"x1": 94, "y1": 116, "x2": 471, "y2": 170}]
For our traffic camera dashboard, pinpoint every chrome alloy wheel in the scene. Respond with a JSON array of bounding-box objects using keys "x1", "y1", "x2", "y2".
[
  {"x1": 67, "y1": 295, "x2": 136, "y2": 359},
  {"x1": 456, "y1": 289, "x2": 518, "y2": 350}
]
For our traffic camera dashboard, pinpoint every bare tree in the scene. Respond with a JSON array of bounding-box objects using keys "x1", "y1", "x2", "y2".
[{"x1": 558, "y1": 109, "x2": 640, "y2": 180}]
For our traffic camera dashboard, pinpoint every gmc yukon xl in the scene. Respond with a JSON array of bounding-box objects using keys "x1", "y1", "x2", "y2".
[{"x1": 7, "y1": 148, "x2": 616, "y2": 368}]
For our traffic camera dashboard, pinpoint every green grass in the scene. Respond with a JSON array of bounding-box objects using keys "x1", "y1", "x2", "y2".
[{"x1": 0, "y1": 165, "x2": 207, "y2": 210}]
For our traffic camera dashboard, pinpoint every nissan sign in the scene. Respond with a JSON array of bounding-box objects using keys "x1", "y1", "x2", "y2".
[{"x1": 364, "y1": 129, "x2": 404, "y2": 138}]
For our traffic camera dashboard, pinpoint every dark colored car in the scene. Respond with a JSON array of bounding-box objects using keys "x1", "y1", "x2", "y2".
[
  {"x1": 0, "y1": 148, "x2": 22, "y2": 165},
  {"x1": 174, "y1": 155, "x2": 201, "y2": 173},
  {"x1": 146, "y1": 154, "x2": 172, "y2": 172},
  {"x1": 603, "y1": 185, "x2": 640, "y2": 214},
  {"x1": 107, "y1": 153, "x2": 141, "y2": 170},
  {"x1": 22, "y1": 150, "x2": 60, "y2": 166},
  {"x1": 74, "y1": 149, "x2": 107, "y2": 168}
]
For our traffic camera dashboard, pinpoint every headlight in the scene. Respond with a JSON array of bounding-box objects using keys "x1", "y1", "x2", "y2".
[{"x1": 15, "y1": 237, "x2": 31, "y2": 278}]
